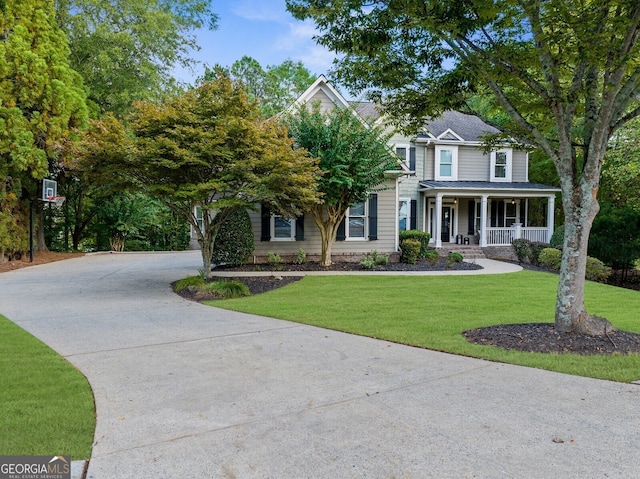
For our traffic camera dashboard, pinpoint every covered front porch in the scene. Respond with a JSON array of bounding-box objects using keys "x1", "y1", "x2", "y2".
[{"x1": 418, "y1": 181, "x2": 561, "y2": 248}]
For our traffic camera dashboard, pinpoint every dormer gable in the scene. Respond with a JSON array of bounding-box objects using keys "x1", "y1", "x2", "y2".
[{"x1": 436, "y1": 128, "x2": 464, "y2": 142}]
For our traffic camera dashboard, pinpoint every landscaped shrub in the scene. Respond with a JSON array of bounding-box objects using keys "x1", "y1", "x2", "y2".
[
  {"x1": 267, "y1": 252, "x2": 282, "y2": 270},
  {"x1": 173, "y1": 275, "x2": 206, "y2": 292},
  {"x1": 424, "y1": 249, "x2": 440, "y2": 265},
  {"x1": 360, "y1": 250, "x2": 389, "y2": 269},
  {"x1": 511, "y1": 238, "x2": 531, "y2": 263},
  {"x1": 399, "y1": 230, "x2": 431, "y2": 258},
  {"x1": 211, "y1": 209, "x2": 254, "y2": 267},
  {"x1": 446, "y1": 252, "x2": 463, "y2": 268},
  {"x1": 586, "y1": 256, "x2": 612, "y2": 282},
  {"x1": 400, "y1": 239, "x2": 421, "y2": 264},
  {"x1": 296, "y1": 248, "x2": 307, "y2": 265},
  {"x1": 550, "y1": 225, "x2": 565, "y2": 248},
  {"x1": 529, "y1": 242, "x2": 551, "y2": 266},
  {"x1": 204, "y1": 280, "x2": 251, "y2": 299},
  {"x1": 538, "y1": 248, "x2": 562, "y2": 270}
]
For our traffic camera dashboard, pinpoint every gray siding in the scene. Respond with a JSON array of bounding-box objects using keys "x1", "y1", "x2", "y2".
[
  {"x1": 512, "y1": 150, "x2": 528, "y2": 182},
  {"x1": 250, "y1": 179, "x2": 399, "y2": 260},
  {"x1": 308, "y1": 89, "x2": 337, "y2": 114},
  {"x1": 458, "y1": 146, "x2": 489, "y2": 181},
  {"x1": 424, "y1": 147, "x2": 434, "y2": 180}
]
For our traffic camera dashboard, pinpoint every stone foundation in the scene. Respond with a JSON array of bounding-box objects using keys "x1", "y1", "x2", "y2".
[{"x1": 482, "y1": 245, "x2": 517, "y2": 262}]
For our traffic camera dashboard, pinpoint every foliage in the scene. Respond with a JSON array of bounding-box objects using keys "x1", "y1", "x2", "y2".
[
  {"x1": 56, "y1": 0, "x2": 218, "y2": 117},
  {"x1": 550, "y1": 225, "x2": 565, "y2": 248},
  {"x1": 0, "y1": 315, "x2": 94, "y2": 458},
  {"x1": 203, "y1": 280, "x2": 250, "y2": 299},
  {"x1": 586, "y1": 257, "x2": 612, "y2": 283},
  {"x1": 446, "y1": 252, "x2": 463, "y2": 268},
  {"x1": 296, "y1": 248, "x2": 307, "y2": 265},
  {"x1": 400, "y1": 239, "x2": 421, "y2": 265},
  {"x1": 173, "y1": 275, "x2": 206, "y2": 293},
  {"x1": 284, "y1": 103, "x2": 399, "y2": 266},
  {"x1": 399, "y1": 230, "x2": 431, "y2": 258},
  {"x1": 215, "y1": 272, "x2": 640, "y2": 383},
  {"x1": 360, "y1": 250, "x2": 389, "y2": 269},
  {"x1": 424, "y1": 249, "x2": 440, "y2": 265},
  {"x1": 529, "y1": 242, "x2": 551, "y2": 267},
  {"x1": 511, "y1": 238, "x2": 531, "y2": 264},
  {"x1": 79, "y1": 74, "x2": 319, "y2": 277},
  {"x1": 538, "y1": 248, "x2": 562, "y2": 271},
  {"x1": 267, "y1": 252, "x2": 282, "y2": 270},
  {"x1": 0, "y1": 0, "x2": 87, "y2": 260},
  {"x1": 589, "y1": 204, "x2": 640, "y2": 271},
  {"x1": 207, "y1": 57, "x2": 316, "y2": 118},
  {"x1": 287, "y1": 0, "x2": 640, "y2": 334},
  {"x1": 211, "y1": 208, "x2": 254, "y2": 267}
]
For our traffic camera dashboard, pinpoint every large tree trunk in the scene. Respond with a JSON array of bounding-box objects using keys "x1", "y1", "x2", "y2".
[{"x1": 310, "y1": 205, "x2": 344, "y2": 267}]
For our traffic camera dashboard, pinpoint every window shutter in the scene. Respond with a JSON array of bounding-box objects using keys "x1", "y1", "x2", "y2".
[
  {"x1": 490, "y1": 200, "x2": 497, "y2": 227},
  {"x1": 468, "y1": 200, "x2": 475, "y2": 235},
  {"x1": 519, "y1": 200, "x2": 526, "y2": 226},
  {"x1": 295, "y1": 214, "x2": 305, "y2": 241},
  {"x1": 336, "y1": 217, "x2": 346, "y2": 241},
  {"x1": 260, "y1": 204, "x2": 271, "y2": 241},
  {"x1": 498, "y1": 200, "x2": 505, "y2": 227},
  {"x1": 409, "y1": 147, "x2": 416, "y2": 174},
  {"x1": 410, "y1": 199, "x2": 417, "y2": 230},
  {"x1": 368, "y1": 194, "x2": 378, "y2": 240}
]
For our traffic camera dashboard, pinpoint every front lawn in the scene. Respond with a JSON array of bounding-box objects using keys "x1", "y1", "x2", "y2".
[
  {"x1": 210, "y1": 270, "x2": 640, "y2": 383},
  {"x1": 0, "y1": 315, "x2": 95, "y2": 459}
]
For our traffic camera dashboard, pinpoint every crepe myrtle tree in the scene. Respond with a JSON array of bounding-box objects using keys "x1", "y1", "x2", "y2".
[
  {"x1": 284, "y1": 103, "x2": 399, "y2": 266},
  {"x1": 288, "y1": 0, "x2": 640, "y2": 336},
  {"x1": 77, "y1": 74, "x2": 320, "y2": 277}
]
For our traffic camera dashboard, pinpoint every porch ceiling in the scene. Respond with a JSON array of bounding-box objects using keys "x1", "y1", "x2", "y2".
[{"x1": 418, "y1": 180, "x2": 560, "y2": 196}]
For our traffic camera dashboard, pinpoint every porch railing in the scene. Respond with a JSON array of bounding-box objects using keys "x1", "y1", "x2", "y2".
[{"x1": 485, "y1": 226, "x2": 549, "y2": 246}]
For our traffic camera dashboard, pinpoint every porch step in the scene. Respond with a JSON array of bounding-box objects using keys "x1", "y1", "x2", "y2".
[{"x1": 439, "y1": 245, "x2": 486, "y2": 260}]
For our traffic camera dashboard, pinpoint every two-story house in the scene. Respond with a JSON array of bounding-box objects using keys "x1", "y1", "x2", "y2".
[{"x1": 242, "y1": 76, "x2": 560, "y2": 262}]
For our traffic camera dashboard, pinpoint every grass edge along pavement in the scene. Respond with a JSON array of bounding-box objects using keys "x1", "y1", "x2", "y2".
[
  {"x1": 209, "y1": 270, "x2": 640, "y2": 383},
  {"x1": 0, "y1": 315, "x2": 95, "y2": 459}
]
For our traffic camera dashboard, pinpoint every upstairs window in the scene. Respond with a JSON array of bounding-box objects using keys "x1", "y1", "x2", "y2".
[
  {"x1": 396, "y1": 145, "x2": 416, "y2": 173},
  {"x1": 435, "y1": 145, "x2": 458, "y2": 180},
  {"x1": 490, "y1": 149, "x2": 512, "y2": 182}
]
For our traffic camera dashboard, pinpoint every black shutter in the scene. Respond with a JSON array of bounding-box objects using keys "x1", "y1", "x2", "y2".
[
  {"x1": 295, "y1": 214, "x2": 305, "y2": 241},
  {"x1": 410, "y1": 199, "x2": 417, "y2": 230},
  {"x1": 490, "y1": 200, "x2": 497, "y2": 227},
  {"x1": 336, "y1": 217, "x2": 346, "y2": 241},
  {"x1": 468, "y1": 200, "x2": 475, "y2": 235},
  {"x1": 519, "y1": 200, "x2": 526, "y2": 226},
  {"x1": 260, "y1": 204, "x2": 271, "y2": 241},
  {"x1": 498, "y1": 200, "x2": 505, "y2": 227},
  {"x1": 368, "y1": 194, "x2": 378, "y2": 240},
  {"x1": 409, "y1": 147, "x2": 416, "y2": 174}
]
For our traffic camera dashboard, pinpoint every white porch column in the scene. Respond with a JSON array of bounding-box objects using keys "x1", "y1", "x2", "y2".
[
  {"x1": 479, "y1": 195, "x2": 488, "y2": 247},
  {"x1": 547, "y1": 194, "x2": 555, "y2": 242},
  {"x1": 435, "y1": 193, "x2": 443, "y2": 248}
]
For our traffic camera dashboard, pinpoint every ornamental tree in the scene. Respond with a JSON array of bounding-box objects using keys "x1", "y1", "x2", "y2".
[
  {"x1": 284, "y1": 104, "x2": 399, "y2": 266},
  {"x1": 97, "y1": 74, "x2": 320, "y2": 276},
  {"x1": 288, "y1": 0, "x2": 640, "y2": 335}
]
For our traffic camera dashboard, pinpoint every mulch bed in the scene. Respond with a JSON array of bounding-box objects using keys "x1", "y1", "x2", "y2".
[{"x1": 463, "y1": 323, "x2": 640, "y2": 356}]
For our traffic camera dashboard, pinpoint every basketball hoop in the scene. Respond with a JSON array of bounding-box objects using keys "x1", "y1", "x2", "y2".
[{"x1": 47, "y1": 195, "x2": 66, "y2": 207}]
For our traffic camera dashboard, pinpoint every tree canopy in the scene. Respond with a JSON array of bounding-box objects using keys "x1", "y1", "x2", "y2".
[
  {"x1": 207, "y1": 56, "x2": 316, "y2": 117},
  {"x1": 288, "y1": 0, "x2": 640, "y2": 335},
  {"x1": 0, "y1": 0, "x2": 87, "y2": 260},
  {"x1": 56, "y1": 0, "x2": 218, "y2": 117},
  {"x1": 284, "y1": 104, "x2": 399, "y2": 266},
  {"x1": 78, "y1": 74, "x2": 320, "y2": 275}
]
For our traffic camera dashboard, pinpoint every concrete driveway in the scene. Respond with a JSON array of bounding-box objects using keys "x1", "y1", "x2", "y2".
[{"x1": 1, "y1": 251, "x2": 639, "y2": 478}]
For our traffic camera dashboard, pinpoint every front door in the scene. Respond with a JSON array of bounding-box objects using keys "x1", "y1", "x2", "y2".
[{"x1": 441, "y1": 206, "x2": 452, "y2": 243}]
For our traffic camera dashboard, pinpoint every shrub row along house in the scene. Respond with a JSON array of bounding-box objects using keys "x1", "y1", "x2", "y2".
[{"x1": 193, "y1": 76, "x2": 560, "y2": 263}]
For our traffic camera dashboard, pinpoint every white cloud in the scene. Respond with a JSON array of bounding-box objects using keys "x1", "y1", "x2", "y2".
[
  {"x1": 231, "y1": 0, "x2": 286, "y2": 22},
  {"x1": 273, "y1": 20, "x2": 335, "y2": 71}
]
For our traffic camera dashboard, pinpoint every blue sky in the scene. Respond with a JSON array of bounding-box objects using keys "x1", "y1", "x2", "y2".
[{"x1": 173, "y1": 0, "x2": 335, "y2": 85}]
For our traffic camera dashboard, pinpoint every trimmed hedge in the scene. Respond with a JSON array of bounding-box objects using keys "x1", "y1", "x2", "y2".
[
  {"x1": 399, "y1": 230, "x2": 431, "y2": 258},
  {"x1": 400, "y1": 239, "x2": 421, "y2": 264},
  {"x1": 212, "y1": 209, "x2": 254, "y2": 267}
]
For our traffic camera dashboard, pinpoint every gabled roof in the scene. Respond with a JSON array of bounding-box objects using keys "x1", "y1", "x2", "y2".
[
  {"x1": 420, "y1": 111, "x2": 501, "y2": 142},
  {"x1": 290, "y1": 74, "x2": 352, "y2": 111}
]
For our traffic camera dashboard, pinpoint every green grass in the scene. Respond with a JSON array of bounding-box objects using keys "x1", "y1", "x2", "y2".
[
  {"x1": 0, "y1": 315, "x2": 95, "y2": 459},
  {"x1": 209, "y1": 270, "x2": 640, "y2": 383}
]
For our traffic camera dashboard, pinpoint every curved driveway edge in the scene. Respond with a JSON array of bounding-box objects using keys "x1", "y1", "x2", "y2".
[{"x1": 1, "y1": 251, "x2": 638, "y2": 478}]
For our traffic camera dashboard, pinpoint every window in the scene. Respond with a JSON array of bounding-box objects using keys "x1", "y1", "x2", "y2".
[
  {"x1": 271, "y1": 215, "x2": 296, "y2": 241},
  {"x1": 435, "y1": 145, "x2": 458, "y2": 180},
  {"x1": 347, "y1": 202, "x2": 366, "y2": 239},
  {"x1": 399, "y1": 199, "x2": 413, "y2": 231},
  {"x1": 395, "y1": 145, "x2": 416, "y2": 173},
  {"x1": 490, "y1": 149, "x2": 512, "y2": 182},
  {"x1": 195, "y1": 207, "x2": 204, "y2": 233}
]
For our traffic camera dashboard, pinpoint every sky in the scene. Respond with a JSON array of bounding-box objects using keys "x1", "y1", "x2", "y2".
[{"x1": 173, "y1": 0, "x2": 336, "y2": 85}]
